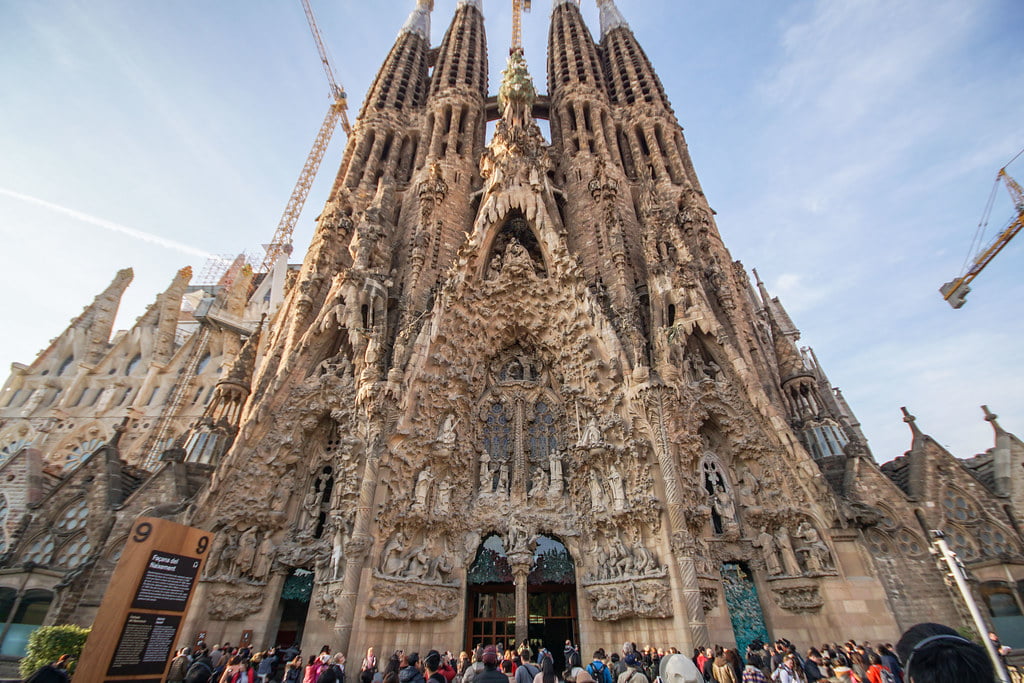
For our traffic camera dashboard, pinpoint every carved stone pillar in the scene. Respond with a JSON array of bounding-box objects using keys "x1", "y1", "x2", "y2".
[
  {"x1": 510, "y1": 556, "x2": 531, "y2": 647},
  {"x1": 335, "y1": 396, "x2": 390, "y2": 652},
  {"x1": 633, "y1": 383, "x2": 709, "y2": 647}
]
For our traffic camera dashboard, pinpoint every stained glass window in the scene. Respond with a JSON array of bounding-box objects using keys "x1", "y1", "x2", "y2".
[
  {"x1": 483, "y1": 403, "x2": 512, "y2": 463},
  {"x1": 0, "y1": 438, "x2": 32, "y2": 465},
  {"x1": 528, "y1": 402, "x2": 558, "y2": 462},
  {"x1": 979, "y1": 525, "x2": 1013, "y2": 557},
  {"x1": 942, "y1": 490, "x2": 978, "y2": 522}
]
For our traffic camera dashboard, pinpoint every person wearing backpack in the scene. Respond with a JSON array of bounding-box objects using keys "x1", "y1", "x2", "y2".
[
  {"x1": 587, "y1": 651, "x2": 613, "y2": 683},
  {"x1": 514, "y1": 654, "x2": 539, "y2": 683},
  {"x1": 185, "y1": 652, "x2": 215, "y2": 683},
  {"x1": 617, "y1": 655, "x2": 648, "y2": 683},
  {"x1": 864, "y1": 654, "x2": 894, "y2": 683},
  {"x1": 770, "y1": 654, "x2": 803, "y2": 683}
]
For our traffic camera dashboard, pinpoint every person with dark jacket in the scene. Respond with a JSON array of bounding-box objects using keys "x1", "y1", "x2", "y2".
[
  {"x1": 319, "y1": 654, "x2": 348, "y2": 683},
  {"x1": 24, "y1": 655, "x2": 73, "y2": 683},
  {"x1": 184, "y1": 652, "x2": 215, "y2": 683},
  {"x1": 400, "y1": 653, "x2": 426, "y2": 683},
  {"x1": 476, "y1": 647, "x2": 512, "y2": 683}
]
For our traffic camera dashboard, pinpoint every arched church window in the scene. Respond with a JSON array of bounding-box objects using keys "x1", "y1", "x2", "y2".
[
  {"x1": 895, "y1": 529, "x2": 926, "y2": 557},
  {"x1": 482, "y1": 403, "x2": 512, "y2": 462},
  {"x1": 196, "y1": 353, "x2": 212, "y2": 374},
  {"x1": 54, "y1": 535, "x2": 92, "y2": 569},
  {"x1": 310, "y1": 466, "x2": 335, "y2": 540},
  {"x1": 126, "y1": 353, "x2": 142, "y2": 375},
  {"x1": 942, "y1": 489, "x2": 979, "y2": 523},
  {"x1": 0, "y1": 437, "x2": 32, "y2": 465},
  {"x1": 528, "y1": 402, "x2": 558, "y2": 461},
  {"x1": 468, "y1": 534, "x2": 513, "y2": 585},
  {"x1": 55, "y1": 499, "x2": 89, "y2": 532},
  {"x1": 22, "y1": 534, "x2": 56, "y2": 564},
  {"x1": 64, "y1": 438, "x2": 105, "y2": 472},
  {"x1": 865, "y1": 529, "x2": 894, "y2": 557},
  {"x1": 979, "y1": 524, "x2": 1014, "y2": 557},
  {"x1": 943, "y1": 526, "x2": 979, "y2": 561},
  {"x1": 981, "y1": 581, "x2": 1022, "y2": 618},
  {"x1": 701, "y1": 457, "x2": 731, "y2": 535},
  {"x1": 57, "y1": 356, "x2": 74, "y2": 376}
]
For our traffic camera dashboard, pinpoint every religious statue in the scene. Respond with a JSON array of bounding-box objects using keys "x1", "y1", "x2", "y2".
[
  {"x1": 330, "y1": 526, "x2": 346, "y2": 580},
  {"x1": 253, "y1": 533, "x2": 275, "y2": 580},
  {"x1": 754, "y1": 527, "x2": 782, "y2": 576},
  {"x1": 548, "y1": 450, "x2": 564, "y2": 495},
  {"x1": 414, "y1": 467, "x2": 434, "y2": 509},
  {"x1": 381, "y1": 531, "x2": 408, "y2": 576},
  {"x1": 712, "y1": 485, "x2": 737, "y2": 526},
  {"x1": 775, "y1": 527, "x2": 802, "y2": 576},
  {"x1": 796, "y1": 521, "x2": 832, "y2": 572},
  {"x1": 436, "y1": 477, "x2": 452, "y2": 513},
  {"x1": 497, "y1": 463, "x2": 510, "y2": 495},
  {"x1": 579, "y1": 417, "x2": 602, "y2": 447},
  {"x1": 438, "y1": 414, "x2": 458, "y2": 447},
  {"x1": 589, "y1": 470, "x2": 608, "y2": 512},
  {"x1": 234, "y1": 526, "x2": 259, "y2": 577},
  {"x1": 479, "y1": 452, "x2": 493, "y2": 493},
  {"x1": 609, "y1": 467, "x2": 627, "y2": 511},
  {"x1": 531, "y1": 467, "x2": 548, "y2": 497}
]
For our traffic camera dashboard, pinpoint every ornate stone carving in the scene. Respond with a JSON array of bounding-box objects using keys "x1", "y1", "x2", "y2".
[
  {"x1": 207, "y1": 585, "x2": 265, "y2": 621},
  {"x1": 771, "y1": 584, "x2": 824, "y2": 613},
  {"x1": 376, "y1": 531, "x2": 457, "y2": 586},
  {"x1": 585, "y1": 578, "x2": 672, "y2": 621},
  {"x1": 366, "y1": 579, "x2": 460, "y2": 621},
  {"x1": 700, "y1": 587, "x2": 718, "y2": 615}
]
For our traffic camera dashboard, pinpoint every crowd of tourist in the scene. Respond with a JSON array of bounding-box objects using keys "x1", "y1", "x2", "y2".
[{"x1": 161, "y1": 622, "x2": 1003, "y2": 683}]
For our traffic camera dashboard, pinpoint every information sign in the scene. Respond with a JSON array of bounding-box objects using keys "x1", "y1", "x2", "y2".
[{"x1": 74, "y1": 517, "x2": 211, "y2": 682}]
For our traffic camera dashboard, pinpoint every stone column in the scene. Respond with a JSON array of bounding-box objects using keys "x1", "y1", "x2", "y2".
[{"x1": 510, "y1": 555, "x2": 531, "y2": 647}]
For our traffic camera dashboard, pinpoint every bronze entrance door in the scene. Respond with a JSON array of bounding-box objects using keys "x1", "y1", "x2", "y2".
[{"x1": 466, "y1": 535, "x2": 577, "y2": 661}]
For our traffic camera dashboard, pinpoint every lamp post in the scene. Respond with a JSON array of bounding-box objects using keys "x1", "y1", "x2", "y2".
[{"x1": 930, "y1": 530, "x2": 1011, "y2": 683}]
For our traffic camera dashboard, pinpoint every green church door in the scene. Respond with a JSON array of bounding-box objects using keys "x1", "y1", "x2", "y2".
[{"x1": 720, "y1": 562, "x2": 769, "y2": 654}]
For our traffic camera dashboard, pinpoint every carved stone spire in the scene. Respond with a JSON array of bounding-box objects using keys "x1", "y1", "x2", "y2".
[
  {"x1": 901, "y1": 406, "x2": 925, "y2": 444},
  {"x1": 400, "y1": 0, "x2": 434, "y2": 39},
  {"x1": 596, "y1": 0, "x2": 629, "y2": 38}
]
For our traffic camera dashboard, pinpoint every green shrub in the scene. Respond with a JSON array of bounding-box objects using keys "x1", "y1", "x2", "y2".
[{"x1": 18, "y1": 624, "x2": 90, "y2": 679}]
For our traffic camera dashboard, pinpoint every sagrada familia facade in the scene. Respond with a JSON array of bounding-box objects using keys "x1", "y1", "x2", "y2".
[{"x1": 2, "y1": 0, "x2": 1023, "y2": 664}]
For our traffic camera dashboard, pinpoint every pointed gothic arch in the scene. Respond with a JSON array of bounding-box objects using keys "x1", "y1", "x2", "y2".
[{"x1": 482, "y1": 211, "x2": 548, "y2": 278}]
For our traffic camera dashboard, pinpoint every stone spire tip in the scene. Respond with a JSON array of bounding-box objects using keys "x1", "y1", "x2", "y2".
[
  {"x1": 901, "y1": 407, "x2": 924, "y2": 441},
  {"x1": 597, "y1": 0, "x2": 629, "y2": 37},
  {"x1": 983, "y1": 405, "x2": 1007, "y2": 436},
  {"x1": 400, "y1": 0, "x2": 433, "y2": 39}
]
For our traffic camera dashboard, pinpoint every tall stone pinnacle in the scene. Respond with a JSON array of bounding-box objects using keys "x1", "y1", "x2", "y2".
[
  {"x1": 401, "y1": 0, "x2": 434, "y2": 39},
  {"x1": 597, "y1": 0, "x2": 629, "y2": 38}
]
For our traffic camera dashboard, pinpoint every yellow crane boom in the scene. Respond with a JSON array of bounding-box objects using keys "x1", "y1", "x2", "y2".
[
  {"x1": 941, "y1": 167, "x2": 1024, "y2": 308},
  {"x1": 258, "y1": 0, "x2": 351, "y2": 276},
  {"x1": 511, "y1": 0, "x2": 532, "y2": 54}
]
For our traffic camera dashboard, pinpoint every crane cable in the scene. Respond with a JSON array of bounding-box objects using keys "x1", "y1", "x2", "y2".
[{"x1": 957, "y1": 146, "x2": 1024, "y2": 279}]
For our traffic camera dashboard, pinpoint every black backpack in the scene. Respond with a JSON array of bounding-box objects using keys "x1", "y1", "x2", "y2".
[{"x1": 185, "y1": 660, "x2": 213, "y2": 683}]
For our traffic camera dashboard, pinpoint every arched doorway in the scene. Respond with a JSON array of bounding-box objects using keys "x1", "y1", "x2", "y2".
[{"x1": 466, "y1": 535, "x2": 578, "y2": 668}]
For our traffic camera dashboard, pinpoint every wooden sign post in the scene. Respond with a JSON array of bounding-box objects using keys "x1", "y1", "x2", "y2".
[{"x1": 74, "y1": 517, "x2": 211, "y2": 683}]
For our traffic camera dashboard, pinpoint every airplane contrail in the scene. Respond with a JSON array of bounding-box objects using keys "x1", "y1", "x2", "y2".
[{"x1": 0, "y1": 187, "x2": 222, "y2": 261}]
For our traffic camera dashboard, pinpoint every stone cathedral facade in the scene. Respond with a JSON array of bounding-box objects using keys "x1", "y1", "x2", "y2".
[{"x1": 3, "y1": 0, "x2": 1024, "y2": 665}]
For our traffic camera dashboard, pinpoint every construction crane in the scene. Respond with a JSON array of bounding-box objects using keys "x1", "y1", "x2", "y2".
[
  {"x1": 941, "y1": 152, "x2": 1024, "y2": 308},
  {"x1": 257, "y1": 0, "x2": 352, "y2": 276},
  {"x1": 511, "y1": 0, "x2": 532, "y2": 54}
]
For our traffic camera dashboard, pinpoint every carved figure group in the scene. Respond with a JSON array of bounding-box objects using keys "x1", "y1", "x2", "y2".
[
  {"x1": 378, "y1": 532, "x2": 454, "y2": 585},
  {"x1": 755, "y1": 522, "x2": 833, "y2": 577}
]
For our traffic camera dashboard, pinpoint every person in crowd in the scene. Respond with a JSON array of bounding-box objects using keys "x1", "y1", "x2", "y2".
[
  {"x1": 185, "y1": 649, "x2": 216, "y2": 683},
  {"x1": 362, "y1": 648, "x2": 379, "y2": 683},
  {"x1": 318, "y1": 654, "x2": 347, "y2": 683},
  {"x1": 282, "y1": 656, "x2": 304, "y2": 683},
  {"x1": 863, "y1": 653, "x2": 891, "y2": 683},
  {"x1": 742, "y1": 654, "x2": 769, "y2": 683},
  {"x1": 895, "y1": 622, "x2": 995, "y2": 683},
  {"x1": 771, "y1": 653, "x2": 803, "y2": 683},
  {"x1": 305, "y1": 656, "x2": 323, "y2": 683},
  {"x1": 874, "y1": 646, "x2": 901, "y2": 683},
  {"x1": 425, "y1": 651, "x2": 448, "y2": 683},
  {"x1": 475, "y1": 646, "x2": 511, "y2": 683},
  {"x1": 801, "y1": 651, "x2": 827, "y2": 683},
  {"x1": 711, "y1": 648, "x2": 737, "y2": 683},
  {"x1": 618, "y1": 654, "x2": 648, "y2": 683},
  {"x1": 514, "y1": 649, "x2": 539, "y2": 683},
  {"x1": 219, "y1": 654, "x2": 255, "y2": 683},
  {"x1": 169, "y1": 647, "x2": 194, "y2": 683},
  {"x1": 587, "y1": 650, "x2": 613, "y2": 683}
]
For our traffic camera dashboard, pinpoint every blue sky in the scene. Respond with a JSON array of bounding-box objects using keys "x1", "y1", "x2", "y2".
[{"x1": 1, "y1": 0, "x2": 1022, "y2": 463}]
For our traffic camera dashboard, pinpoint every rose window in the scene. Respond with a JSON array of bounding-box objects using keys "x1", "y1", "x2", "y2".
[
  {"x1": 63, "y1": 438, "x2": 105, "y2": 472},
  {"x1": 56, "y1": 499, "x2": 89, "y2": 532},
  {"x1": 22, "y1": 534, "x2": 56, "y2": 564},
  {"x1": 942, "y1": 491, "x2": 978, "y2": 522},
  {"x1": 55, "y1": 535, "x2": 92, "y2": 569}
]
